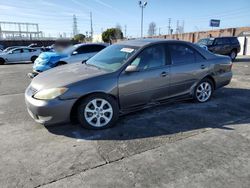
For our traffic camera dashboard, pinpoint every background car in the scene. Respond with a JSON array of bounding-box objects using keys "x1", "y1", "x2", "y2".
[
  {"x1": 25, "y1": 39, "x2": 233, "y2": 130},
  {"x1": 197, "y1": 36, "x2": 240, "y2": 60},
  {"x1": 0, "y1": 44, "x2": 4, "y2": 51},
  {"x1": 0, "y1": 47, "x2": 41, "y2": 65},
  {"x1": 30, "y1": 43, "x2": 108, "y2": 77}
]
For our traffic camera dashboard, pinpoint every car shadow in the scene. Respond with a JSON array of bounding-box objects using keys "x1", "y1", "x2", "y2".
[
  {"x1": 45, "y1": 87, "x2": 250, "y2": 141},
  {"x1": 234, "y1": 57, "x2": 250, "y2": 63},
  {"x1": 2, "y1": 62, "x2": 33, "y2": 65}
]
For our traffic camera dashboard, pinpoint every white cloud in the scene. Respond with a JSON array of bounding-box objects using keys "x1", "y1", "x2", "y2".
[
  {"x1": 0, "y1": 5, "x2": 16, "y2": 10},
  {"x1": 94, "y1": 0, "x2": 113, "y2": 9}
]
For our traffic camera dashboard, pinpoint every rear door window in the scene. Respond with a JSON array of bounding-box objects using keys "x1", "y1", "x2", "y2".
[
  {"x1": 222, "y1": 38, "x2": 231, "y2": 44},
  {"x1": 169, "y1": 44, "x2": 196, "y2": 64},
  {"x1": 214, "y1": 38, "x2": 224, "y2": 45},
  {"x1": 12, "y1": 49, "x2": 23, "y2": 54},
  {"x1": 23, "y1": 49, "x2": 30, "y2": 53}
]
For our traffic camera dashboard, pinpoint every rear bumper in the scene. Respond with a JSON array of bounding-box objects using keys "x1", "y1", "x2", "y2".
[
  {"x1": 25, "y1": 91, "x2": 77, "y2": 125},
  {"x1": 215, "y1": 71, "x2": 233, "y2": 89}
]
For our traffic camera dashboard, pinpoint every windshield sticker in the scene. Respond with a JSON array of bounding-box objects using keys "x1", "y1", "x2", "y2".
[{"x1": 120, "y1": 48, "x2": 134, "y2": 53}]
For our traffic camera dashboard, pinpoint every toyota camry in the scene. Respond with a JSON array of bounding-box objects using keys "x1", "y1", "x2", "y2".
[{"x1": 25, "y1": 39, "x2": 232, "y2": 129}]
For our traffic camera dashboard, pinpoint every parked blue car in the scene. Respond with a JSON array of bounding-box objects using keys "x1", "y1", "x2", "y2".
[{"x1": 29, "y1": 43, "x2": 108, "y2": 78}]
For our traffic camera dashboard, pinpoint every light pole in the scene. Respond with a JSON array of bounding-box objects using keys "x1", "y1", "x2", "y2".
[{"x1": 138, "y1": 1, "x2": 147, "y2": 38}]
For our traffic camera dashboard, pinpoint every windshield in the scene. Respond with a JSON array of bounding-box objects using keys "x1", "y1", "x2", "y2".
[
  {"x1": 197, "y1": 38, "x2": 214, "y2": 46},
  {"x1": 86, "y1": 44, "x2": 138, "y2": 71},
  {"x1": 3, "y1": 47, "x2": 15, "y2": 52}
]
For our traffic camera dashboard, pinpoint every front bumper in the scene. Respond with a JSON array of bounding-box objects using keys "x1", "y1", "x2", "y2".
[{"x1": 25, "y1": 88, "x2": 77, "y2": 125}]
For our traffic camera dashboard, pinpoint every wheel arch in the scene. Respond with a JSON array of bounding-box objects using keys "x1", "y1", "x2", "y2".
[
  {"x1": 0, "y1": 57, "x2": 6, "y2": 64},
  {"x1": 31, "y1": 55, "x2": 38, "y2": 61},
  {"x1": 70, "y1": 92, "x2": 118, "y2": 123},
  {"x1": 57, "y1": 61, "x2": 67, "y2": 65},
  {"x1": 201, "y1": 75, "x2": 216, "y2": 90}
]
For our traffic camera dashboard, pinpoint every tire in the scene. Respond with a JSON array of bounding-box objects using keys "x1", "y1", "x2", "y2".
[
  {"x1": 194, "y1": 78, "x2": 214, "y2": 103},
  {"x1": 77, "y1": 94, "x2": 119, "y2": 130},
  {"x1": 31, "y1": 56, "x2": 38, "y2": 63},
  {"x1": 229, "y1": 50, "x2": 237, "y2": 61},
  {"x1": 56, "y1": 61, "x2": 66, "y2": 67},
  {"x1": 0, "y1": 58, "x2": 5, "y2": 65}
]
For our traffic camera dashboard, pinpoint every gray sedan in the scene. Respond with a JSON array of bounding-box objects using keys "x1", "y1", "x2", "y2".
[{"x1": 25, "y1": 39, "x2": 232, "y2": 129}]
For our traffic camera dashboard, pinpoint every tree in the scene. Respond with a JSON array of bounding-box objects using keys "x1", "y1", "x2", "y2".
[
  {"x1": 102, "y1": 28, "x2": 123, "y2": 43},
  {"x1": 73, "y1": 34, "x2": 86, "y2": 42},
  {"x1": 148, "y1": 22, "x2": 157, "y2": 36}
]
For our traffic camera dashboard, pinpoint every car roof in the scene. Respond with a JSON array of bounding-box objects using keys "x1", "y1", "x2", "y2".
[
  {"x1": 75, "y1": 43, "x2": 109, "y2": 47},
  {"x1": 118, "y1": 38, "x2": 216, "y2": 60},
  {"x1": 8, "y1": 47, "x2": 37, "y2": 51},
  {"x1": 118, "y1": 38, "x2": 196, "y2": 48}
]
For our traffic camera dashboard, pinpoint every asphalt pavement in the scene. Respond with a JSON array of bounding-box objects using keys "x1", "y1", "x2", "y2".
[{"x1": 0, "y1": 56, "x2": 249, "y2": 188}]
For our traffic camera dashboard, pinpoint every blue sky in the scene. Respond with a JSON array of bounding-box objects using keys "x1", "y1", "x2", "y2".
[{"x1": 0, "y1": 0, "x2": 250, "y2": 38}]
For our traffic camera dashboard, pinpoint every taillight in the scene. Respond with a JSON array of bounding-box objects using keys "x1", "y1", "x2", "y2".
[{"x1": 229, "y1": 63, "x2": 233, "y2": 70}]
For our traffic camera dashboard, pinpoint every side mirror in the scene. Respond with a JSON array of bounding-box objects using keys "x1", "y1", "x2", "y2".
[
  {"x1": 125, "y1": 65, "x2": 138, "y2": 73},
  {"x1": 72, "y1": 51, "x2": 78, "y2": 55}
]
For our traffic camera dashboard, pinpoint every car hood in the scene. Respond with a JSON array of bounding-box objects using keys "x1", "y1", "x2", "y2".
[
  {"x1": 0, "y1": 52, "x2": 7, "y2": 56},
  {"x1": 31, "y1": 63, "x2": 108, "y2": 91}
]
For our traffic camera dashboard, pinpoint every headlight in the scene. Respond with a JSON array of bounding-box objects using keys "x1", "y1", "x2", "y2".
[{"x1": 33, "y1": 88, "x2": 68, "y2": 100}]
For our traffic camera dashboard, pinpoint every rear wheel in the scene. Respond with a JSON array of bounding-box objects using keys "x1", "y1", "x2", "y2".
[
  {"x1": 0, "y1": 58, "x2": 5, "y2": 65},
  {"x1": 229, "y1": 50, "x2": 237, "y2": 61},
  {"x1": 77, "y1": 94, "x2": 119, "y2": 129},
  {"x1": 31, "y1": 56, "x2": 38, "y2": 63},
  {"x1": 194, "y1": 78, "x2": 214, "y2": 103}
]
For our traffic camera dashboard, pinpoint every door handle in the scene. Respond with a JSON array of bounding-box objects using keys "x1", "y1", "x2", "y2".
[
  {"x1": 200, "y1": 64, "x2": 206, "y2": 69},
  {"x1": 161, "y1": 72, "x2": 168, "y2": 77}
]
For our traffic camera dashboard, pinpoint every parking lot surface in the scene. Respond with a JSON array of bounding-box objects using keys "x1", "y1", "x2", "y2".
[{"x1": 0, "y1": 57, "x2": 250, "y2": 188}]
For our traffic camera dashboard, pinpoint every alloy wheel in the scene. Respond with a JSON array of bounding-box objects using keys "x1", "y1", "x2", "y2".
[
  {"x1": 196, "y1": 82, "x2": 212, "y2": 102},
  {"x1": 84, "y1": 98, "x2": 113, "y2": 127},
  {"x1": 230, "y1": 51, "x2": 236, "y2": 60}
]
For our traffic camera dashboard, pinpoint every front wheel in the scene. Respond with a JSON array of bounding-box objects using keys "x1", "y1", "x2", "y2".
[
  {"x1": 0, "y1": 58, "x2": 5, "y2": 65},
  {"x1": 56, "y1": 61, "x2": 67, "y2": 67},
  {"x1": 194, "y1": 78, "x2": 214, "y2": 103},
  {"x1": 31, "y1": 56, "x2": 38, "y2": 63},
  {"x1": 77, "y1": 94, "x2": 119, "y2": 129}
]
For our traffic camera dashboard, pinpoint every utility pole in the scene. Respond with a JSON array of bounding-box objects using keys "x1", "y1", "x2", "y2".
[
  {"x1": 138, "y1": 1, "x2": 147, "y2": 38},
  {"x1": 73, "y1": 14, "x2": 78, "y2": 36},
  {"x1": 168, "y1": 18, "x2": 171, "y2": 35},
  {"x1": 182, "y1": 20, "x2": 185, "y2": 34},
  {"x1": 159, "y1": 27, "x2": 161, "y2": 36},
  {"x1": 124, "y1": 25, "x2": 127, "y2": 38},
  {"x1": 176, "y1": 20, "x2": 179, "y2": 34},
  {"x1": 90, "y1": 12, "x2": 93, "y2": 41}
]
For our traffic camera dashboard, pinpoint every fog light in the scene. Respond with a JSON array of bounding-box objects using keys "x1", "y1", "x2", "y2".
[{"x1": 37, "y1": 116, "x2": 52, "y2": 122}]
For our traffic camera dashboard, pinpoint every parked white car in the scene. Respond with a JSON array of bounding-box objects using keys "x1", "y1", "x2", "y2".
[{"x1": 0, "y1": 47, "x2": 41, "y2": 65}]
